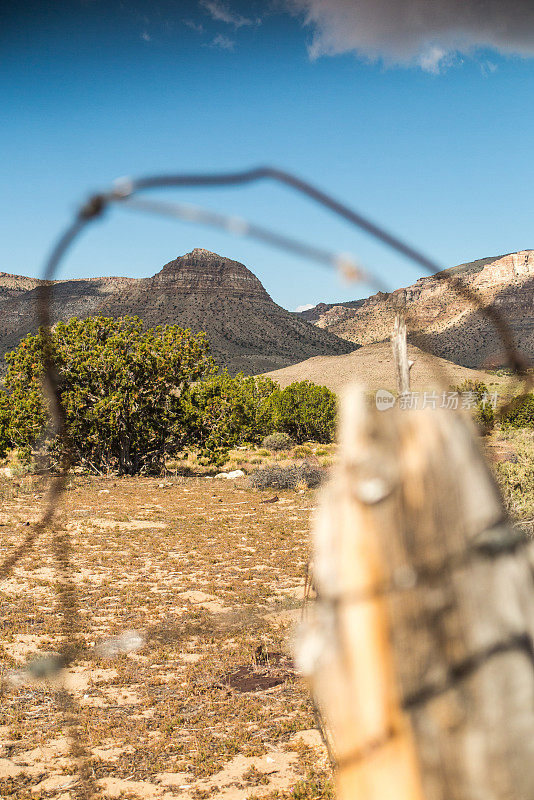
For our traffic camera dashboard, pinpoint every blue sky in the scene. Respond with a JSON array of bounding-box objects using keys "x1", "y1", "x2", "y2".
[{"x1": 2, "y1": 1, "x2": 534, "y2": 311}]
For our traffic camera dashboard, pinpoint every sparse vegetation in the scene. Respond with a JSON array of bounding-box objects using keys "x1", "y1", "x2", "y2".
[
  {"x1": 249, "y1": 463, "x2": 325, "y2": 491},
  {"x1": 492, "y1": 428, "x2": 534, "y2": 523},
  {"x1": 501, "y1": 392, "x2": 534, "y2": 429},
  {"x1": 0, "y1": 474, "x2": 329, "y2": 798},
  {"x1": 289, "y1": 769, "x2": 334, "y2": 799},
  {"x1": 248, "y1": 768, "x2": 334, "y2": 799},
  {"x1": 262, "y1": 432, "x2": 294, "y2": 451}
]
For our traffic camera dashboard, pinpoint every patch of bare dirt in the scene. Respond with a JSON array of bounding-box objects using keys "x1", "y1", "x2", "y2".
[{"x1": 0, "y1": 476, "x2": 331, "y2": 799}]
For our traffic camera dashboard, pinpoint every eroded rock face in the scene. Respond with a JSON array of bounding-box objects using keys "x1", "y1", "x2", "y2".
[
  {"x1": 300, "y1": 251, "x2": 534, "y2": 369},
  {"x1": 0, "y1": 250, "x2": 355, "y2": 374},
  {"x1": 153, "y1": 249, "x2": 270, "y2": 298}
]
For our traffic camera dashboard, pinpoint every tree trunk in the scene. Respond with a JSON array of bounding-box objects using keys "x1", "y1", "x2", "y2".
[{"x1": 118, "y1": 429, "x2": 133, "y2": 475}]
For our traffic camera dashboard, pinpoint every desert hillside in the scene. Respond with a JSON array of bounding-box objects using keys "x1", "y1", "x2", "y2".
[
  {"x1": 264, "y1": 340, "x2": 508, "y2": 395},
  {"x1": 0, "y1": 249, "x2": 355, "y2": 374},
  {"x1": 299, "y1": 251, "x2": 534, "y2": 370}
]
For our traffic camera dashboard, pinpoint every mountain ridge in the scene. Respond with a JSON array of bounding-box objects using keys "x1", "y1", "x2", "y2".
[
  {"x1": 297, "y1": 250, "x2": 534, "y2": 369},
  {"x1": 0, "y1": 250, "x2": 355, "y2": 374}
]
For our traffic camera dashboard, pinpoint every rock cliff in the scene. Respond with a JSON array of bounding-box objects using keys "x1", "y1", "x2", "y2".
[
  {"x1": 0, "y1": 250, "x2": 355, "y2": 374},
  {"x1": 299, "y1": 251, "x2": 534, "y2": 369}
]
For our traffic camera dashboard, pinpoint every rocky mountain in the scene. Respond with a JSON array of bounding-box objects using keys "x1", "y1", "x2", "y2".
[
  {"x1": 0, "y1": 249, "x2": 355, "y2": 374},
  {"x1": 298, "y1": 251, "x2": 534, "y2": 369}
]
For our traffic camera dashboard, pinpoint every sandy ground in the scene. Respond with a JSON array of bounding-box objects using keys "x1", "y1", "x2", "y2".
[
  {"x1": 264, "y1": 341, "x2": 509, "y2": 394},
  {"x1": 0, "y1": 477, "x2": 330, "y2": 799},
  {"x1": 1, "y1": 427, "x2": 528, "y2": 800}
]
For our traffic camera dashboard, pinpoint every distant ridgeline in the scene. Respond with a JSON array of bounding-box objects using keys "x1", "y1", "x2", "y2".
[
  {"x1": 3, "y1": 249, "x2": 531, "y2": 375},
  {"x1": 0, "y1": 249, "x2": 355, "y2": 375},
  {"x1": 297, "y1": 251, "x2": 534, "y2": 370}
]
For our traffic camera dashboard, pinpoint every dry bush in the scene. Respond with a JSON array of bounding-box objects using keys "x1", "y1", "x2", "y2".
[
  {"x1": 262, "y1": 432, "x2": 294, "y2": 451},
  {"x1": 494, "y1": 428, "x2": 534, "y2": 525},
  {"x1": 249, "y1": 462, "x2": 325, "y2": 491}
]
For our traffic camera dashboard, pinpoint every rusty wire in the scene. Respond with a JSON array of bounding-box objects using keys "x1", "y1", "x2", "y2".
[{"x1": 0, "y1": 165, "x2": 532, "y2": 797}]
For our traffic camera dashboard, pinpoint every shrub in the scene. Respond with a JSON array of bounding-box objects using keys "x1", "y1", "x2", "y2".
[
  {"x1": 290, "y1": 769, "x2": 334, "y2": 800},
  {"x1": 262, "y1": 432, "x2": 293, "y2": 451},
  {"x1": 298, "y1": 462, "x2": 325, "y2": 488},
  {"x1": 266, "y1": 381, "x2": 337, "y2": 444},
  {"x1": 501, "y1": 393, "x2": 534, "y2": 429},
  {"x1": 474, "y1": 402, "x2": 495, "y2": 434},
  {"x1": 453, "y1": 379, "x2": 495, "y2": 433},
  {"x1": 494, "y1": 430, "x2": 534, "y2": 521},
  {"x1": 249, "y1": 462, "x2": 325, "y2": 491},
  {"x1": 454, "y1": 379, "x2": 488, "y2": 402},
  {"x1": 292, "y1": 444, "x2": 314, "y2": 457},
  {"x1": 0, "y1": 390, "x2": 10, "y2": 460},
  {"x1": 186, "y1": 372, "x2": 278, "y2": 463},
  {"x1": 1, "y1": 316, "x2": 214, "y2": 474}
]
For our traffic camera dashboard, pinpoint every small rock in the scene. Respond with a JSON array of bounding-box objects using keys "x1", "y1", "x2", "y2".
[
  {"x1": 95, "y1": 630, "x2": 145, "y2": 658},
  {"x1": 215, "y1": 470, "x2": 245, "y2": 479}
]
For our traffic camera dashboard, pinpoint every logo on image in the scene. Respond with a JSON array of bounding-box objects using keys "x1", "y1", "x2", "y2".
[{"x1": 375, "y1": 389, "x2": 396, "y2": 411}]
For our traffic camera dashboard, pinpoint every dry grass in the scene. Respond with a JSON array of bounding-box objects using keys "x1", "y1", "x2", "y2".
[
  {"x1": 0, "y1": 474, "x2": 330, "y2": 799},
  {"x1": 166, "y1": 443, "x2": 336, "y2": 477}
]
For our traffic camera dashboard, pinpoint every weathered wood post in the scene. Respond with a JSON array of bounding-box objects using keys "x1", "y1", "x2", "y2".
[
  {"x1": 296, "y1": 384, "x2": 534, "y2": 800},
  {"x1": 391, "y1": 314, "x2": 414, "y2": 397}
]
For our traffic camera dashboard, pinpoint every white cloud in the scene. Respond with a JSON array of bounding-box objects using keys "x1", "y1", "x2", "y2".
[
  {"x1": 184, "y1": 19, "x2": 205, "y2": 34},
  {"x1": 295, "y1": 303, "x2": 315, "y2": 312},
  {"x1": 481, "y1": 59, "x2": 498, "y2": 76},
  {"x1": 285, "y1": 0, "x2": 534, "y2": 71},
  {"x1": 211, "y1": 33, "x2": 236, "y2": 50},
  {"x1": 141, "y1": 31, "x2": 152, "y2": 42},
  {"x1": 200, "y1": 0, "x2": 253, "y2": 29}
]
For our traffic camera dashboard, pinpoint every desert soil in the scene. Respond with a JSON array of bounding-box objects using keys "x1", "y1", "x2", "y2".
[
  {"x1": 264, "y1": 340, "x2": 509, "y2": 394},
  {"x1": 1, "y1": 426, "x2": 530, "y2": 800},
  {"x1": 0, "y1": 476, "x2": 330, "y2": 800}
]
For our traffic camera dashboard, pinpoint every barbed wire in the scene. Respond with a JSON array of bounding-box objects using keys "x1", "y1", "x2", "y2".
[
  {"x1": 0, "y1": 165, "x2": 532, "y2": 798},
  {"x1": 114, "y1": 195, "x2": 377, "y2": 287}
]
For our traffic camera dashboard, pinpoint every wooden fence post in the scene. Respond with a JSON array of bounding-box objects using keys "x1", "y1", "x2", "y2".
[
  {"x1": 391, "y1": 314, "x2": 414, "y2": 397},
  {"x1": 296, "y1": 384, "x2": 534, "y2": 800}
]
